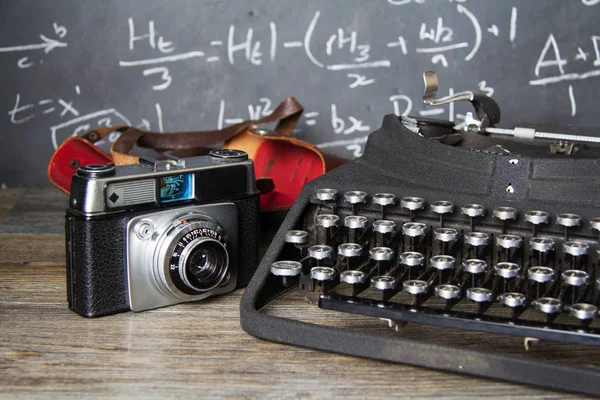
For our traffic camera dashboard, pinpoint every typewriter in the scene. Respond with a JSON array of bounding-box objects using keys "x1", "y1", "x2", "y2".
[{"x1": 240, "y1": 72, "x2": 600, "y2": 396}]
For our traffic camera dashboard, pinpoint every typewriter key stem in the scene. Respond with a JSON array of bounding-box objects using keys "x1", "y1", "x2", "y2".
[{"x1": 373, "y1": 194, "x2": 396, "y2": 219}]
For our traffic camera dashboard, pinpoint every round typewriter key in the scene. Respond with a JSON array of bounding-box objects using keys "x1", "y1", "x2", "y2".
[
  {"x1": 461, "y1": 204, "x2": 485, "y2": 217},
  {"x1": 431, "y1": 201, "x2": 454, "y2": 228},
  {"x1": 435, "y1": 284, "x2": 460, "y2": 300},
  {"x1": 316, "y1": 214, "x2": 339, "y2": 228},
  {"x1": 570, "y1": 303, "x2": 598, "y2": 320},
  {"x1": 563, "y1": 240, "x2": 589, "y2": 256},
  {"x1": 372, "y1": 220, "x2": 396, "y2": 234},
  {"x1": 527, "y1": 266, "x2": 555, "y2": 283},
  {"x1": 433, "y1": 228, "x2": 459, "y2": 242},
  {"x1": 372, "y1": 193, "x2": 396, "y2": 206},
  {"x1": 465, "y1": 232, "x2": 490, "y2": 247},
  {"x1": 284, "y1": 230, "x2": 308, "y2": 244},
  {"x1": 315, "y1": 188, "x2": 338, "y2": 201},
  {"x1": 344, "y1": 215, "x2": 368, "y2": 229},
  {"x1": 467, "y1": 287, "x2": 493, "y2": 303},
  {"x1": 270, "y1": 261, "x2": 302, "y2": 276},
  {"x1": 525, "y1": 210, "x2": 550, "y2": 225},
  {"x1": 308, "y1": 245, "x2": 333, "y2": 260},
  {"x1": 529, "y1": 237, "x2": 555, "y2": 252},
  {"x1": 496, "y1": 234, "x2": 523, "y2": 249},
  {"x1": 338, "y1": 243, "x2": 363, "y2": 257},
  {"x1": 535, "y1": 297, "x2": 563, "y2": 314},
  {"x1": 494, "y1": 262, "x2": 521, "y2": 279},
  {"x1": 340, "y1": 270, "x2": 366, "y2": 284},
  {"x1": 431, "y1": 200, "x2": 454, "y2": 214},
  {"x1": 371, "y1": 275, "x2": 397, "y2": 290},
  {"x1": 493, "y1": 206, "x2": 518, "y2": 220},
  {"x1": 402, "y1": 222, "x2": 428, "y2": 237},
  {"x1": 463, "y1": 259, "x2": 488, "y2": 274},
  {"x1": 369, "y1": 247, "x2": 394, "y2": 261},
  {"x1": 310, "y1": 266, "x2": 336, "y2": 281},
  {"x1": 562, "y1": 269, "x2": 590, "y2": 287},
  {"x1": 401, "y1": 197, "x2": 425, "y2": 211},
  {"x1": 556, "y1": 213, "x2": 581, "y2": 227},
  {"x1": 344, "y1": 191, "x2": 367, "y2": 204},
  {"x1": 500, "y1": 292, "x2": 527, "y2": 308},
  {"x1": 400, "y1": 251, "x2": 425, "y2": 267},
  {"x1": 403, "y1": 280, "x2": 429, "y2": 294},
  {"x1": 430, "y1": 255, "x2": 456, "y2": 270}
]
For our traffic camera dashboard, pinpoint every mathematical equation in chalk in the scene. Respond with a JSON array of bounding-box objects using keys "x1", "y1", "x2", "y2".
[
  {"x1": 119, "y1": 3, "x2": 518, "y2": 91},
  {"x1": 0, "y1": 23, "x2": 67, "y2": 69},
  {"x1": 7, "y1": 86, "x2": 165, "y2": 149},
  {"x1": 530, "y1": 33, "x2": 600, "y2": 117},
  {"x1": 2, "y1": 0, "x2": 600, "y2": 165},
  {"x1": 7, "y1": 76, "x2": 495, "y2": 162}
]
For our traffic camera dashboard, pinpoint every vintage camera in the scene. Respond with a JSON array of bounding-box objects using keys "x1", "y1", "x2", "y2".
[{"x1": 66, "y1": 149, "x2": 260, "y2": 318}]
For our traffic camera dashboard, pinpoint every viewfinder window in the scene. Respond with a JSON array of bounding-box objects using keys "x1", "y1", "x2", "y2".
[{"x1": 159, "y1": 174, "x2": 194, "y2": 203}]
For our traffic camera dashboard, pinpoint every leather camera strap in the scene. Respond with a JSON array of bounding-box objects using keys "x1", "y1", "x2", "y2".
[{"x1": 80, "y1": 96, "x2": 304, "y2": 166}]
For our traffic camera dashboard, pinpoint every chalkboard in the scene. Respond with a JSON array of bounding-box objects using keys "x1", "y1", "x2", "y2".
[{"x1": 1, "y1": 0, "x2": 600, "y2": 186}]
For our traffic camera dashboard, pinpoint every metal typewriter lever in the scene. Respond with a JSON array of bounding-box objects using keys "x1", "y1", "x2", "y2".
[
  {"x1": 424, "y1": 71, "x2": 600, "y2": 146},
  {"x1": 422, "y1": 70, "x2": 501, "y2": 129}
]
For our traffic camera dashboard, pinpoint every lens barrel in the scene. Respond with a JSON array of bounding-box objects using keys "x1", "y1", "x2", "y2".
[{"x1": 181, "y1": 239, "x2": 229, "y2": 292}]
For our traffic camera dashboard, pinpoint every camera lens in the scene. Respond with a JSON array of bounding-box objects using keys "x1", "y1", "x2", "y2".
[
  {"x1": 184, "y1": 241, "x2": 228, "y2": 290},
  {"x1": 176, "y1": 237, "x2": 229, "y2": 293},
  {"x1": 158, "y1": 215, "x2": 232, "y2": 298}
]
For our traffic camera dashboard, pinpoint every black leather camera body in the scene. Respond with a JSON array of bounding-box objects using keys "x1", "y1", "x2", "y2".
[
  {"x1": 241, "y1": 73, "x2": 600, "y2": 396},
  {"x1": 66, "y1": 149, "x2": 260, "y2": 318}
]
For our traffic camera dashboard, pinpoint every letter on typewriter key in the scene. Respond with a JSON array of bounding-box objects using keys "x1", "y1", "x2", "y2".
[
  {"x1": 270, "y1": 261, "x2": 302, "y2": 287},
  {"x1": 344, "y1": 191, "x2": 367, "y2": 215},
  {"x1": 372, "y1": 220, "x2": 396, "y2": 247},
  {"x1": 310, "y1": 266, "x2": 337, "y2": 294},
  {"x1": 461, "y1": 204, "x2": 485, "y2": 231},
  {"x1": 556, "y1": 213, "x2": 581, "y2": 240},
  {"x1": 373, "y1": 193, "x2": 396, "y2": 219},
  {"x1": 344, "y1": 215, "x2": 368, "y2": 243},
  {"x1": 285, "y1": 230, "x2": 308, "y2": 245},
  {"x1": 401, "y1": 197, "x2": 425, "y2": 221},
  {"x1": 431, "y1": 201, "x2": 454, "y2": 228},
  {"x1": 315, "y1": 188, "x2": 338, "y2": 202},
  {"x1": 525, "y1": 210, "x2": 550, "y2": 237},
  {"x1": 493, "y1": 207, "x2": 518, "y2": 234}
]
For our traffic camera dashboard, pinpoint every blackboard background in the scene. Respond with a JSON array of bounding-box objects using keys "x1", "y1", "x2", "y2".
[{"x1": 1, "y1": 0, "x2": 599, "y2": 186}]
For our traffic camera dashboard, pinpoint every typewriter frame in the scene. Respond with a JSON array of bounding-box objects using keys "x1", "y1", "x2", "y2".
[{"x1": 240, "y1": 114, "x2": 600, "y2": 396}]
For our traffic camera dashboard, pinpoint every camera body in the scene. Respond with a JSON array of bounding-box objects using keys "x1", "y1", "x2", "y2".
[{"x1": 66, "y1": 149, "x2": 260, "y2": 318}]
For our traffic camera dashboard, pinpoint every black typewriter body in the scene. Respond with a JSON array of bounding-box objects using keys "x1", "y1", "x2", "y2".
[{"x1": 240, "y1": 76, "x2": 600, "y2": 396}]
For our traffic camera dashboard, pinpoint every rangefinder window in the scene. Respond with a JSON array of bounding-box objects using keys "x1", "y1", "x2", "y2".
[{"x1": 159, "y1": 173, "x2": 194, "y2": 203}]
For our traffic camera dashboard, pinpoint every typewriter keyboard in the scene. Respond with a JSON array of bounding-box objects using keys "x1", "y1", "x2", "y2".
[{"x1": 270, "y1": 188, "x2": 600, "y2": 345}]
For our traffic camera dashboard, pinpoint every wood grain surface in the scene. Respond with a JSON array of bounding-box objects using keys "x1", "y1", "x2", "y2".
[{"x1": 0, "y1": 188, "x2": 597, "y2": 399}]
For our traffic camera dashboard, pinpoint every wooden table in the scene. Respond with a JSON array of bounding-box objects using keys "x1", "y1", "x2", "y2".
[{"x1": 0, "y1": 188, "x2": 595, "y2": 398}]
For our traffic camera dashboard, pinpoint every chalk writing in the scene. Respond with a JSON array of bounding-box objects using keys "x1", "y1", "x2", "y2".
[{"x1": 1, "y1": 0, "x2": 599, "y2": 189}]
